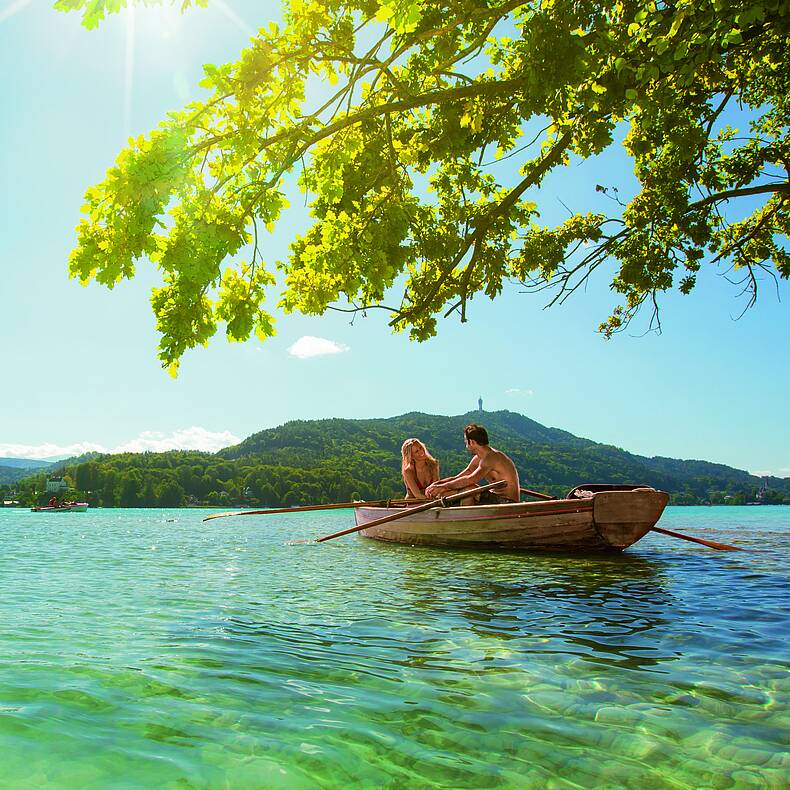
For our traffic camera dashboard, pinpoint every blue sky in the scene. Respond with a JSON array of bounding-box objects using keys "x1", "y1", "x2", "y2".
[{"x1": 0, "y1": 0, "x2": 787, "y2": 476}]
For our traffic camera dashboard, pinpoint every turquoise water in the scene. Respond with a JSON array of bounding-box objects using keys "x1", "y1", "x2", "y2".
[{"x1": 0, "y1": 505, "x2": 787, "y2": 788}]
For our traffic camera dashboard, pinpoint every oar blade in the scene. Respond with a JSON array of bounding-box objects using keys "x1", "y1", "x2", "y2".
[
  {"x1": 651, "y1": 525, "x2": 743, "y2": 552},
  {"x1": 201, "y1": 499, "x2": 411, "y2": 523},
  {"x1": 203, "y1": 510, "x2": 246, "y2": 522}
]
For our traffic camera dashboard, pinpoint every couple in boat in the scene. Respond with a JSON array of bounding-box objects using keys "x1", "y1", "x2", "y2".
[
  {"x1": 400, "y1": 424, "x2": 520, "y2": 505},
  {"x1": 46, "y1": 497, "x2": 79, "y2": 509}
]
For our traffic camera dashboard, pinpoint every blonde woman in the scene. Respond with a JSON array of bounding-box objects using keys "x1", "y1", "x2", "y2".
[{"x1": 401, "y1": 438, "x2": 440, "y2": 500}]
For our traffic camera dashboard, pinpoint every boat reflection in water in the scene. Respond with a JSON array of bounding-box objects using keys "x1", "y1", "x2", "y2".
[{"x1": 366, "y1": 542, "x2": 676, "y2": 673}]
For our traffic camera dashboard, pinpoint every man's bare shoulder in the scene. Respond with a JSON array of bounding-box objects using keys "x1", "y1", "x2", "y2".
[{"x1": 486, "y1": 447, "x2": 515, "y2": 466}]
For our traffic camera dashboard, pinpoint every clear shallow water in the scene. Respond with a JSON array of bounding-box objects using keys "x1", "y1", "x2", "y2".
[{"x1": 0, "y1": 505, "x2": 787, "y2": 789}]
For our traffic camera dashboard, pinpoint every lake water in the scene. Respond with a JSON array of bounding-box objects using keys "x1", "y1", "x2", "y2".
[{"x1": 0, "y1": 505, "x2": 787, "y2": 788}]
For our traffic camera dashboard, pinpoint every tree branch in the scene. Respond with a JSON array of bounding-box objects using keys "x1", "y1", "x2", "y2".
[
  {"x1": 393, "y1": 128, "x2": 575, "y2": 325},
  {"x1": 689, "y1": 181, "x2": 789, "y2": 210}
]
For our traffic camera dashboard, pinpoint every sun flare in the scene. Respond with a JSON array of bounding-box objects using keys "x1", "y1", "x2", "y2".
[
  {"x1": 122, "y1": 4, "x2": 135, "y2": 141},
  {"x1": 0, "y1": 0, "x2": 33, "y2": 25}
]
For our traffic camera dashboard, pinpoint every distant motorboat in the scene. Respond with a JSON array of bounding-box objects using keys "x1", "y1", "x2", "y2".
[{"x1": 31, "y1": 502, "x2": 89, "y2": 513}]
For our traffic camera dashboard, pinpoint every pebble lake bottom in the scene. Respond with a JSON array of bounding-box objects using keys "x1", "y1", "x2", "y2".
[{"x1": 0, "y1": 506, "x2": 786, "y2": 789}]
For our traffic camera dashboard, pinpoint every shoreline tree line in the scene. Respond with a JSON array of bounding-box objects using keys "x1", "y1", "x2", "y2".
[{"x1": 3, "y1": 412, "x2": 788, "y2": 508}]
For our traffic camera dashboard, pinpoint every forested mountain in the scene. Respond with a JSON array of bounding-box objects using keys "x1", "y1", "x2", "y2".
[
  {"x1": 0, "y1": 457, "x2": 51, "y2": 485},
  {"x1": 0, "y1": 457, "x2": 52, "y2": 468},
  {"x1": 4, "y1": 411, "x2": 788, "y2": 508}
]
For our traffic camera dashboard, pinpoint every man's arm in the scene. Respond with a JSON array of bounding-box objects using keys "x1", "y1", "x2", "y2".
[
  {"x1": 433, "y1": 458, "x2": 477, "y2": 486},
  {"x1": 426, "y1": 458, "x2": 482, "y2": 496}
]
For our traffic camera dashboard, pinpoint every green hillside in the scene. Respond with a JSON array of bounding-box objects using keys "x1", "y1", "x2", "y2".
[
  {"x1": 5, "y1": 411, "x2": 788, "y2": 508},
  {"x1": 0, "y1": 458, "x2": 52, "y2": 485}
]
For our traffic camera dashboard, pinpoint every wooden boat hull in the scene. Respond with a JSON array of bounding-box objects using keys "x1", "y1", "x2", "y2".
[
  {"x1": 31, "y1": 503, "x2": 89, "y2": 513},
  {"x1": 354, "y1": 488, "x2": 669, "y2": 552}
]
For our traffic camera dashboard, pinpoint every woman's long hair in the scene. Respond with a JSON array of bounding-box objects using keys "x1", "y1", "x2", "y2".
[{"x1": 401, "y1": 438, "x2": 439, "y2": 474}]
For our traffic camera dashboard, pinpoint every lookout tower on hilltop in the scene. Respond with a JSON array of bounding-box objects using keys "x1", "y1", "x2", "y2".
[{"x1": 478, "y1": 396, "x2": 483, "y2": 413}]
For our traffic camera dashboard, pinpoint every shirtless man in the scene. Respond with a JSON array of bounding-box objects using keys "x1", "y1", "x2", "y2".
[{"x1": 425, "y1": 424, "x2": 520, "y2": 504}]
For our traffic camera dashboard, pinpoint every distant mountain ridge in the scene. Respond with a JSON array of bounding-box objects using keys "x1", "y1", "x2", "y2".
[
  {"x1": 0, "y1": 457, "x2": 52, "y2": 486},
  {"x1": 6, "y1": 411, "x2": 787, "y2": 506},
  {"x1": 219, "y1": 411, "x2": 580, "y2": 460},
  {"x1": 0, "y1": 457, "x2": 52, "y2": 469},
  {"x1": 219, "y1": 410, "x2": 788, "y2": 499}
]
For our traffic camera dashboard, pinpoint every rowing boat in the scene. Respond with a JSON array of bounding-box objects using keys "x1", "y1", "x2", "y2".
[
  {"x1": 31, "y1": 503, "x2": 89, "y2": 513},
  {"x1": 353, "y1": 484, "x2": 669, "y2": 552}
]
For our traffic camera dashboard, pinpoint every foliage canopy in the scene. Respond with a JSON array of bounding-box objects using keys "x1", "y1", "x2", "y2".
[{"x1": 58, "y1": 0, "x2": 789, "y2": 371}]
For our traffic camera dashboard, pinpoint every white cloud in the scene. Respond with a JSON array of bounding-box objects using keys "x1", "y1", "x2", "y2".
[
  {"x1": 0, "y1": 427, "x2": 240, "y2": 460},
  {"x1": 288, "y1": 335, "x2": 350, "y2": 359},
  {"x1": 750, "y1": 468, "x2": 790, "y2": 479},
  {"x1": 113, "y1": 427, "x2": 240, "y2": 454},
  {"x1": 505, "y1": 387, "x2": 534, "y2": 396},
  {"x1": 0, "y1": 441, "x2": 106, "y2": 460}
]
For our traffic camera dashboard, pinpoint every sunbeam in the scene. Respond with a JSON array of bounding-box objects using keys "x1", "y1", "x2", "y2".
[
  {"x1": 123, "y1": 4, "x2": 135, "y2": 142},
  {"x1": 0, "y1": 0, "x2": 33, "y2": 25},
  {"x1": 213, "y1": 0, "x2": 256, "y2": 38}
]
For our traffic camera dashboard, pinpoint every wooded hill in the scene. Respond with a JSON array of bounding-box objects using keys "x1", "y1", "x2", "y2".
[
  {"x1": 0, "y1": 458, "x2": 51, "y2": 485},
  {"x1": 5, "y1": 411, "x2": 789, "y2": 507}
]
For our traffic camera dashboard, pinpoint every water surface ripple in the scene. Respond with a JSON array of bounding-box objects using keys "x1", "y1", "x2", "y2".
[{"x1": 0, "y1": 506, "x2": 787, "y2": 788}]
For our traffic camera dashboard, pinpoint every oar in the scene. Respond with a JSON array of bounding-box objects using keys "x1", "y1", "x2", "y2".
[
  {"x1": 207, "y1": 486, "x2": 548, "y2": 522},
  {"x1": 202, "y1": 497, "x2": 426, "y2": 523},
  {"x1": 650, "y1": 525, "x2": 743, "y2": 552},
  {"x1": 310, "y1": 480, "x2": 507, "y2": 544},
  {"x1": 520, "y1": 487, "x2": 555, "y2": 501}
]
